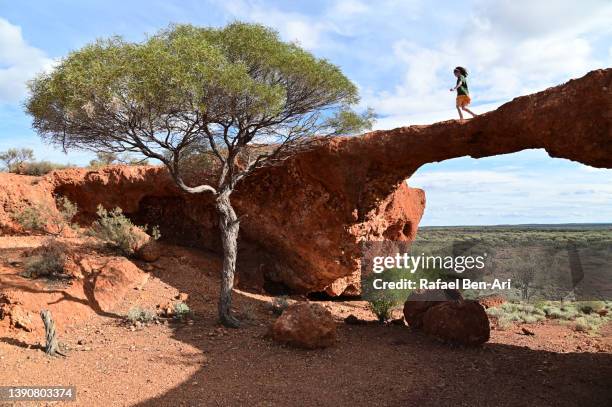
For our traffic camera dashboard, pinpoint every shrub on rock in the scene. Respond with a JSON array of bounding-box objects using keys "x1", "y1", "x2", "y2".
[{"x1": 271, "y1": 302, "x2": 337, "y2": 349}]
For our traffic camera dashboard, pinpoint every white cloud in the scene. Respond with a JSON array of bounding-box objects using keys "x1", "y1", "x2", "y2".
[
  {"x1": 365, "y1": 0, "x2": 612, "y2": 126},
  {"x1": 410, "y1": 153, "x2": 612, "y2": 225},
  {"x1": 0, "y1": 18, "x2": 55, "y2": 104}
]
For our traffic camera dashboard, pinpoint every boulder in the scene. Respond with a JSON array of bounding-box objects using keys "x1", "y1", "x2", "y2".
[
  {"x1": 403, "y1": 289, "x2": 463, "y2": 328},
  {"x1": 271, "y1": 302, "x2": 337, "y2": 349},
  {"x1": 7, "y1": 305, "x2": 35, "y2": 332},
  {"x1": 422, "y1": 300, "x2": 490, "y2": 346},
  {"x1": 136, "y1": 240, "x2": 162, "y2": 262}
]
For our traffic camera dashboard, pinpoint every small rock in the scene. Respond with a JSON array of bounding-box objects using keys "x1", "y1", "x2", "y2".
[
  {"x1": 271, "y1": 302, "x2": 337, "y2": 349},
  {"x1": 136, "y1": 241, "x2": 162, "y2": 262},
  {"x1": 521, "y1": 327, "x2": 535, "y2": 336},
  {"x1": 175, "y1": 292, "x2": 189, "y2": 301},
  {"x1": 8, "y1": 305, "x2": 34, "y2": 332}
]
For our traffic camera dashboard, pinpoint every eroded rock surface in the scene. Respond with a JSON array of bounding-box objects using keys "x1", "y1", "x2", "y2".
[
  {"x1": 422, "y1": 300, "x2": 491, "y2": 346},
  {"x1": 271, "y1": 302, "x2": 337, "y2": 349},
  {"x1": 1, "y1": 69, "x2": 610, "y2": 295}
]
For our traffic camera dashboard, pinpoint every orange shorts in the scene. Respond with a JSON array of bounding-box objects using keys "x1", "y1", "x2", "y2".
[{"x1": 456, "y1": 95, "x2": 471, "y2": 107}]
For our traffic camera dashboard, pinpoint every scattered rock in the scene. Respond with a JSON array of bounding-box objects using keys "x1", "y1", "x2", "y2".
[
  {"x1": 422, "y1": 300, "x2": 490, "y2": 346},
  {"x1": 403, "y1": 289, "x2": 463, "y2": 329},
  {"x1": 521, "y1": 327, "x2": 535, "y2": 336},
  {"x1": 7, "y1": 305, "x2": 35, "y2": 332},
  {"x1": 157, "y1": 302, "x2": 175, "y2": 318},
  {"x1": 271, "y1": 302, "x2": 337, "y2": 349},
  {"x1": 136, "y1": 240, "x2": 162, "y2": 262},
  {"x1": 175, "y1": 292, "x2": 189, "y2": 302}
]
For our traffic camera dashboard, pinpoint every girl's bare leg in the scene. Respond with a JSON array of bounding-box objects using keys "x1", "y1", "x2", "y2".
[
  {"x1": 456, "y1": 106, "x2": 464, "y2": 119},
  {"x1": 462, "y1": 107, "x2": 477, "y2": 117}
]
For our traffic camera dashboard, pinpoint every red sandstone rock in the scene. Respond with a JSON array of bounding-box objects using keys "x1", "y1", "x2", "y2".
[
  {"x1": 422, "y1": 300, "x2": 490, "y2": 346},
  {"x1": 0, "y1": 69, "x2": 610, "y2": 295},
  {"x1": 136, "y1": 240, "x2": 162, "y2": 262},
  {"x1": 403, "y1": 289, "x2": 463, "y2": 328},
  {"x1": 92, "y1": 258, "x2": 149, "y2": 313},
  {"x1": 271, "y1": 302, "x2": 337, "y2": 349}
]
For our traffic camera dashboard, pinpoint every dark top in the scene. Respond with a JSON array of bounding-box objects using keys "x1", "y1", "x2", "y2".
[{"x1": 456, "y1": 75, "x2": 469, "y2": 96}]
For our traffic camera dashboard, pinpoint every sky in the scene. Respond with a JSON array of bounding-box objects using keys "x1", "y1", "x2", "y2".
[{"x1": 1, "y1": 0, "x2": 611, "y2": 225}]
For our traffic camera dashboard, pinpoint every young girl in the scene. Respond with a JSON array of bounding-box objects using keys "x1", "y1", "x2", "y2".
[{"x1": 450, "y1": 66, "x2": 477, "y2": 119}]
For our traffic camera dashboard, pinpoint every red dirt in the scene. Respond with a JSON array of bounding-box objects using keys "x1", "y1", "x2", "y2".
[{"x1": 1, "y1": 239, "x2": 610, "y2": 407}]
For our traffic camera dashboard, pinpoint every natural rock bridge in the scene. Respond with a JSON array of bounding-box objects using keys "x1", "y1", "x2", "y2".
[{"x1": 7, "y1": 69, "x2": 610, "y2": 296}]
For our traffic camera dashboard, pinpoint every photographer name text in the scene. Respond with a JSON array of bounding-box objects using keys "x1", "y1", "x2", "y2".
[{"x1": 372, "y1": 278, "x2": 512, "y2": 290}]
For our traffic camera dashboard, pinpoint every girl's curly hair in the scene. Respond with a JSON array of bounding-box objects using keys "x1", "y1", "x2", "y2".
[{"x1": 454, "y1": 66, "x2": 468, "y2": 76}]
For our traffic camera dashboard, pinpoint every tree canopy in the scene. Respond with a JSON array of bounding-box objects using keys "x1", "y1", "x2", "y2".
[{"x1": 27, "y1": 22, "x2": 372, "y2": 192}]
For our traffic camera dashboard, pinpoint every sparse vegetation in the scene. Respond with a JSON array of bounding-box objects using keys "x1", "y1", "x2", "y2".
[
  {"x1": 369, "y1": 296, "x2": 394, "y2": 323},
  {"x1": 19, "y1": 161, "x2": 74, "y2": 176},
  {"x1": 22, "y1": 240, "x2": 69, "y2": 279},
  {"x1": 12, "y1": 204, "x2": 47, "y2": 232},
  {"x1": 51, "y1": 195, "x2": 79, "y2": 235},
  {"x1": 88, "y1": 205, "x2": 160, "y2": 256},
  {"x1": 0, "y1": 148, "x2": 34, "y2": 172},
  {"x1": 173, "y1": 302, "x2": 192, "y2": 321},
  {"x1": 269, "y1": 296, "x2": 290, "y2": 316},
  {"x1": 126, "y1": 307, "x2": 157, "y2": 324},
  {"x1": 89, "y1": 152, "x2": 148, "y2": 169},
  {"x1": 487, "y1": 300, "x2": 612, "y2": 332},
  {"x1": 0, "y1": 148, "x2": 74, "y2": 175}
]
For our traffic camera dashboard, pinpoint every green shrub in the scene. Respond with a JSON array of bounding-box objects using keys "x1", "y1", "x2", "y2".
[
  {"x1": 126, "y1": 307, "x2": 157, "y2": 324},
  {"x1": 173, "y1": 302, "x2": 192, "y2": 321},
  {"x1": 577, "y1": 301, "x2": 605, "y2": 315},
  {"x1": 50, "y1": 195, "x2": 79, "y2": 235},
  {"x1": 22, "y1": 240, "x2": 68, "y2": 279},
  {"x1": 88, "y1": 205, "x2": 159, "y2": 256},
  {"x1": 369, "y1": 296, "x2": 394, "y2": 323},
  {"x1": 13, "y1": 205, "x2": 47, "y2": 231},
  {"x1": 269, "y1": 296, "x2": 290, "y2": 316},
  {"x1": 20, "y1": 161, "x2": 73, "y2": 176}
]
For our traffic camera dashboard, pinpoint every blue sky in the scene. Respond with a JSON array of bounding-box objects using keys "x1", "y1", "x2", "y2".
[{"x1": 1, "y1": 0, "x2": 611, "y2": 225}]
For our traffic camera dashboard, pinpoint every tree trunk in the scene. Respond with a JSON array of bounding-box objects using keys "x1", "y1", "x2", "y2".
[{"x1": 215, "y1": 191, "x2": 241, "y2": 328}]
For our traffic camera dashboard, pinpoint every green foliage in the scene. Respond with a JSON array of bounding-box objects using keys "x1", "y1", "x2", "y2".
[
  {"x1": 126, "y1": 307, "x2": 157, "y2": 324},
  {"x1": 0, "y1": 148, "x2": 34, "y2": 172},
  {"x1": 88, "y1": 205, "x2": 159, "y2": 256},
  {"x1": 487, "y1": 300, "x2": 612, "y2": 333},
  {"x1": 173, "y1": 302, "x2": 192, "y2": 321},
  {"x1": 369, "y1": 296, "x2": 394, "y2": 323},
  {"x1": 324, "y1": 107, "x2": 376, "y2": 135},
  {"x1": 89, "y1": 152, "x2": 148, "y2": 168},
  {"x1": 269, "y1": 296, "x2": 290, "y2": 316},
  {"x1": 22, "y1": 240, "x2": 68, "y2": 279},
  {"x1": 18, "y1": 161, "x2": 73, "y2": 176},
  {"x1": 13, "y1": 205, "x2": 46, "y2": 232},
  {"x1": 26, "y1": 22, "x2": 372, "y2": 162},
  {"x1": 51, "y1": 195, "x2": 79, "y2": 235},
  {"x1": 577, "y1": 301, "x2": 605, "y2": 314}
]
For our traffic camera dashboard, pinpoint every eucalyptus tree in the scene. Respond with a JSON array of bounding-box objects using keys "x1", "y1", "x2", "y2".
[{"x1": 26, "y1": 22, "x2": 373, "y2": 327}]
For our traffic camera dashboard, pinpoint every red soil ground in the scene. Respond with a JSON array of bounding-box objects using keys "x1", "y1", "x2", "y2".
[{"x1": 1, "y1": 238, "x2": 611, "y2": 407}]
